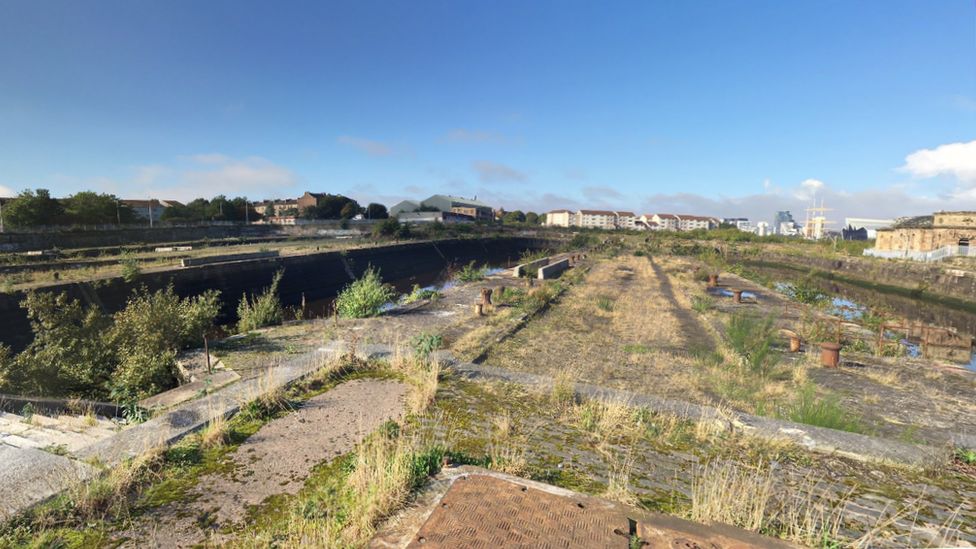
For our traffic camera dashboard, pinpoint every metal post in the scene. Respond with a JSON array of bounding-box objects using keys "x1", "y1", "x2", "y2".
[
  {"x1": 877, "y1": 322, "x2": 884, "y2": 356},
  {"x1": 204, "y1": 334, "x2": 212, "y2": 374},
  {"x1": 0, "y1": 198, "x2": 4, "y2": 233},
  {"x1": 148, "y1": 199, "x2": 153, "y2": 228}
]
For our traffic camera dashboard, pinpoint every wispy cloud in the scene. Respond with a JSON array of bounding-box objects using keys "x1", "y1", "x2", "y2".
[
  {"x1": 0, "y1": 184, "x2": 15, "y2": 196},
  {"x1": 120, "y1": 154, "x2": 299, "y2": 201},
  {"x1": 445, "y1": 129, "x2": 505, "y2": 144},
  {"x1": 471, "y1": 161, "x2": 526, "y2": 183},
  {"x1": 950, "y1": 95, "x2": 976, "y2": 113},
  {"x1": 337, "y1": 135, "x2": 394, "y2": 157}
]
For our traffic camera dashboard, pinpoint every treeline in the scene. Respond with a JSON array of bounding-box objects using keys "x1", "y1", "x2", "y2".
[
  {"x1": 0, "y1": 189, "x2": 139, "y2": 228},
  {"x1": 499, "y1": 210, "x2": 545, "y2": 225}
]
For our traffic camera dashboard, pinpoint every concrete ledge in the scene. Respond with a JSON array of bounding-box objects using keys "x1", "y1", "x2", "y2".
[
  {"x1": 180, "y1": 250, "x2": 279, "y2": 267},
  {"x1": 0, "y1": 445, "x2": 95, "y2": 521},
  {"x1": 77, "y1": 350, "x2": 327, "y2": 467},
  {"x1": 138, "y1": 369, "x2": 241, "y2": 411},
  {"x1": 513, "y1": 257, "x2": 549, "y2": 278},
  {"x1": 538, "y1": 258, "x2": 570, "y2": 279},
  {"x1": 451, "y1": 362, "x2": 942, "y2": 467}
]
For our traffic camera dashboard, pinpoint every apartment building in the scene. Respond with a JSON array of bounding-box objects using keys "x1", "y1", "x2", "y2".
[
  {"x1": 650, "y1": 214, "x2": 679, "y2": 231},
  {"x1": 577, "y1": 210, "x2": 617, "y2": 229},
  {"x1": 615, "y1": 211, "x2": 637, "y2": 229},
  {"x1": 545, "y1": 209, "x2": 574, "y2": 228}
]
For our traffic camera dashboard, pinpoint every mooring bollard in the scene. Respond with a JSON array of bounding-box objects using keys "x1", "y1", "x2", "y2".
[
  {"x1": 707, "y1": 274, "x2": 719, "y2": 287},
  {"x1": 789, "y1": 334, "x2": 802, "y2": 353},
  {"x1": 480, "y1": 288, "x2": 493, "y2": 307},
  {"x1": 819, "y1": 342, "x2": 841, "y2": 368},
  {"x1": 474, "y1": 303, "x2": 484, "y2": 317},
  {"x1": 732, "y1": 289, "x2": 743, "y2": 304}
]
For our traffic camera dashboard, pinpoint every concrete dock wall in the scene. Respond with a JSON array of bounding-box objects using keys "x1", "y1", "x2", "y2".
[
  {"x1": 0, "y1": 237, "x2": 554, "y2": 351},
  {"x1": 538, "y1": 258, "x2": 570, "y2": 279}
]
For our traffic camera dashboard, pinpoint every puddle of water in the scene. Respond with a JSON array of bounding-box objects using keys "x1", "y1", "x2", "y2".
[{"x1": 710, "y1": 288, "x2": 757, "y2": 300}]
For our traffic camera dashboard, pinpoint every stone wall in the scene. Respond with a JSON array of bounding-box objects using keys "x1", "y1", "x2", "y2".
[
  {"x1": 0, "y1": 221, "x2": 379, "y2": 253},
  {"x1": 0, "y1": 237, "x2": 554, "y2": 352},
  {"x1": 875, "y1": 227, "x2": 976, "y2": 252},
  {"x1": 734, "y1": 251, "x2": 976, "y2": 308}
]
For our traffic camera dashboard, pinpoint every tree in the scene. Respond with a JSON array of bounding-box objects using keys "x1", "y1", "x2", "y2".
[
  {"x1": 264, "y1": 203, "x2": 277, "y2": 217},
  {"x1": 340, "y1": 201, "x2": 362, "y2": 219},
  {"x1": 3, "y1": 189, "x2": 65, "y2": 228},
  {"x1": 365, "y1": 203, "x2": 389, "y2": 219},
  {"x1": 502, "y1": 210, "x2": 526, "y2": 224},
  {"x1": 63, "y1": 191, "x2": 135, "y2": 225},
  {"x1": 525, "y1": 212, "x2": 539, "y2": 225},
  {"x1": 537, "y1": 213, "x2": 547, "y2": 225}
]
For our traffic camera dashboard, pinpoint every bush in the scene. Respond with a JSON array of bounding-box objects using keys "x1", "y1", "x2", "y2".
[
  {"x1": 373, "y1": 218, "x2": 410, "y2": 239},
  {"x1": 11, "y1": 291, "x2": 115, "y2": 397},
  {"x1": 237, "y1": 271, "x2": 285, "y2": 332},
  {"x1": 410, "y1": 332, "x2": 443, "y2": 362},
  {"x1": 109, "y1": 285, "x2": 222, "y2": 400},
  {"x1": 334, "y1": 266, "x2": 397, "y2": 318},
  {"x1": 455, "y1": 261, "x2": 487, "y2": 282},
  {"x1": 401, "y1": 284, "x2": 441, "y2": 304},
  {"x1": 726, "y1": 314, "x2": 780, "y2": 378},
  {"x1": 119, "y1": 251, "x2": 141, "y2": 283}
]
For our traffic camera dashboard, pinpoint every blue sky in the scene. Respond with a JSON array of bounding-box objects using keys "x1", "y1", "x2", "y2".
[{"x1": 1, "y1": 0, "x2": 974, "y2": 222}]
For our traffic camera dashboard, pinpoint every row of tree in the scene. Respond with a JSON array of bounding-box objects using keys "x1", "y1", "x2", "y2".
[
  {"x1": 0, "y1": 189, "x2": 141, "y2": 227},
  {"x1": 500, "y1": 210, "x2": 546, "y2": 225},
  {"x1": 0, "y1": 189, "x2": 392, "y2": 228}
]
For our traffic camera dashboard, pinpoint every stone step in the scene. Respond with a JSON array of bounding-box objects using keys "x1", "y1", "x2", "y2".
[{"x1": 0, "y1": 412, "x2": 116, "y2": 453}]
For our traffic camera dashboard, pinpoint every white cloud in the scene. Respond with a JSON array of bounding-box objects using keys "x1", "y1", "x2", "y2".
[
  {"x1": 471, "y1": 161, "x2": 526, "y2": 183},
  {"x1": 113, "y1": 155, "x2": 299, "y2": 201},
  {"x1": 901, "y1": 140, "x2": 976, "y2": 184},
  {"x1": 795, "y1": 178, "x2": 825, "y2": 200},
  {"x1": 337, "y1": 135, "x2": 394, "y2": 157},
  {"x1": 0, "y1": 184, "x2": 16, "y2": 197}
]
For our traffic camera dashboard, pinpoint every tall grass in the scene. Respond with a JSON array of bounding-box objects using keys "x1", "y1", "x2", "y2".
[
  {"x1": 781, "y1": 384, "x2": 864, "y2": 433},
  {"x1": 455, "y1": 261, "x2": 488, "y2": 282},
  {"x1": 334, "y1": 266, "x2": 397, "y2": 318},
  {"x1": 237, "y1": 270, "x2": 284, "y2": 332}
]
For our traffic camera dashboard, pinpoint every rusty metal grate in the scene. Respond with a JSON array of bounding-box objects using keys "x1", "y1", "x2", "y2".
[{"x1": 407, "y1": 474, "x2": 626, "y2": 548}]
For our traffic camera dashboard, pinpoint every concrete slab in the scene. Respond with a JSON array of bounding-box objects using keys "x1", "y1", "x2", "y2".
[
  {"x1": 0, "y1": 445, "x2": 95, "y2": 521},
  {"x1": 538, "y1": 258, "x2": 570, "y2": 279},
  {"x1": 77, "y1": 349, "x2": 329, "y2": 467},
  {"x1": 139, "y1": 369, "x2": 241, "y2": 411}
]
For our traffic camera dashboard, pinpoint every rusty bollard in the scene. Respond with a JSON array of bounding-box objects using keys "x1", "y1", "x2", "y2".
[
  {"x1": 707, "y1": 274, "x2": 719, "y2": 288},
  {"x1": 480, "y1": 287, "x2": 493, "y2": 307},
  {"x1": 474, "y1": 303, "x2": 484, "y2": 317},
  {"x1": 820, "y1": 342, "x2": 841, "y2": 368},
  {"x1": 732, "y1": 289, "x2": 743, "y2": 304},
  {"x1": 789, "y1": 334, "x2": 802, "y2": 353}
]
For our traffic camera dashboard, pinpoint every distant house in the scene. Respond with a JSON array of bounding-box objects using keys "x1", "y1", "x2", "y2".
[
  {"x1": 677, "y1": 215, "x2": 715, "y2": 231},
  {"x1": 397, "y1": 211, "x2": 475, "y2": 224},
  {"x1": 545, "y1": 209, "x2": 574, "y2": 228},
  {"x1": 254, "y1": 198, "x2": 300, "y2": 216},
  {"x1": 296, "y1": 191, "x2": 327, "y2": 211},
  {"x1": 122, "y1": 199, "x2": 183, "y2": 224},
  {"x1": 577, "y1": 210, "x2": 617, "y2": 229},
  {"x1": 615, "y1": 211, "x2": 637, "y2": 229},
  {"x1": 391, "y1": 195, "x2": 494, "y2": 222},
  {"x1": 650, "y1": 214, "x2": 679, "y2": 231}
]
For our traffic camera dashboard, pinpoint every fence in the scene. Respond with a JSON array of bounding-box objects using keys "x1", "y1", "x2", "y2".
[{"x1": 863, "y1": 245, "x2": 976, "y2": 262}]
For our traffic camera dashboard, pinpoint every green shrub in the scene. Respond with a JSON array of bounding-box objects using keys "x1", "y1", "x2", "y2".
[
  {"x1": 411, "y1": 332, "x2": 443, "y2": 362},
  {"x1": 783, "y1": 280, "x2": 828, "y2": 306},
  {"x1": 781, "y1": 384, "x2": 863, "y2": 433},
  {"x1": 596, "y1": 295, "x2": 615, "y2": 312},
  {"x1": 455, "y1": 261, "x2": 488, "y2": 282},
  {"x1": 334, "y1": 266, "x2": 396, "y2": 318},
  {"x1": 373, "y1": 218, "x2": 410, "y2": 239},
  {"x1": 11, "y1": 291, "x2": 115, "y2": 397},
  {"x1": 956, "y1": 448, "x2": 976, "y2": 465},
  {"x1": 109, "y1": 285, "x2": 222, "y2": 400},
  {"x1": 726, "y1": 314, "x2": 780, "y2": 378},
  {"x1": 237, "y1": 271, "x2": 285, "y2": 332},
  {"x1": 119, "y1": 251, "x2": 141, "y2": 283},
  {"x1": 402, "y1": 284, "x2": 441, "y2": 304}
]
